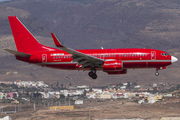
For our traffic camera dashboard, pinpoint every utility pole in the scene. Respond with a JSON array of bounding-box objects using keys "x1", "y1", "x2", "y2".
[
  {"x1": 15, "y1": 104, "x2": 16, "y2": 112},
  {"x1": 34, "y1": 102, "x2": 35, "y2": 111},
  {"x1": 59, "y1": 101, "x2": 61, "y2": 106}
]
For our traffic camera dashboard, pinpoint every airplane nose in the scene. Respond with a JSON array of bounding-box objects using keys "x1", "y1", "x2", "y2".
[{"x1": 171, "y1": 56, "x2": 178, "y2": 63}]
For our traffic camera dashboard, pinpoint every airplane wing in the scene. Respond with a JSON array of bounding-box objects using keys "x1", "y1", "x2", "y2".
[
  {"x1": 51, "y1": 33, "x2": 104, "y2": 68},
  {"x1": 4, "y1": 49, "x2": 31, "y2": 57}
]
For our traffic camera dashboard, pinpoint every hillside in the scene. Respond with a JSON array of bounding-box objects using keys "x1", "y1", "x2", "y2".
[{"x1": 0, "y1": 0, "x2": 180, "y2": 86}]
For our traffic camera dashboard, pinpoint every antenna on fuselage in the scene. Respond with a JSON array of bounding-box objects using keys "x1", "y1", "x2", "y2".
[{"x1": 101, "y1": 47, "x2": 104, "y2": 50}]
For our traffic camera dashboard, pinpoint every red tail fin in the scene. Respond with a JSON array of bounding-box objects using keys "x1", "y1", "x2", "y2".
[{"x1": 8, "y1": 16, "x2": 47, "y2": 53}]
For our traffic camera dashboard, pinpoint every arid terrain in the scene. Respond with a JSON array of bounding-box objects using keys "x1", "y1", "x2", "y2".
[{"x1": 0, "y1": 98, "x2": 180, "y2": 120}]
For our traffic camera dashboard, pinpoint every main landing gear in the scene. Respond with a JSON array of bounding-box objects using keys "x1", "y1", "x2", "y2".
[{"x1": 88, "y1": 68, "x2": 97, "y2": 79}]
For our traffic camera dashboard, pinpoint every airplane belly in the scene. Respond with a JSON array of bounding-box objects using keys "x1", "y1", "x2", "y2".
[
  {"x1": 46, "y1": 63, "x2": 77, "y2": 70},
  {"x1": 123, "y1": 61, "x2": 147, "y2": 69},
  {"x1": 147, "y1": 61, "x2": 171, "y2": 68}
]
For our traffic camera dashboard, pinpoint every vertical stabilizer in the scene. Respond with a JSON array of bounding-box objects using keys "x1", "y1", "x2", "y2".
[{"x1": 8, "y1": 16, "x2": 46, "y2": 53}]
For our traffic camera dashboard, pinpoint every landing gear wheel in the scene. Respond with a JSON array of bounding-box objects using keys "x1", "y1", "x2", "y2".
[
  {"x1": 91, "y1": 73, "x2": 97, "y2": 79},
  {"x1": 88, "y1": 71, "x2": 93, "y2": 77},
  {"x1": 88, "y1": 68, "x2": 97, "y2": 79},
  {"x1": 155, "y1": 71, "x2": 159, "y2": 76}
]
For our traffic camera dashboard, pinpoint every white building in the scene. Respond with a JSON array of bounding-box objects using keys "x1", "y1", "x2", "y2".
[{"x1": 75, "y1": 100, "x2": 83, "y2": 105}]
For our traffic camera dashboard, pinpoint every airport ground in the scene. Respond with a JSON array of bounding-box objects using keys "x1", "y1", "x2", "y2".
[{"x1": 0, "y1": 98, "x2": 179, "y2": 120}]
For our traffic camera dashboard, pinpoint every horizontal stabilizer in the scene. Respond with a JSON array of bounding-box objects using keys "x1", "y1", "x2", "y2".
[{"x1": 4, "y1": 49, "x2": 31, "y2": 57}]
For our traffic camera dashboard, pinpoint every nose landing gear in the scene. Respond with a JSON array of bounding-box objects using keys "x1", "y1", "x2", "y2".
[
  {"x1": 155, "y1": 68, "x2": 159, "y2": 76},
  {"x1": 155, "y1": 70, "x2": 159, "y2": 76},
  {"x1": 88, "y1": 68, "x2": 97, "y2": 79}
]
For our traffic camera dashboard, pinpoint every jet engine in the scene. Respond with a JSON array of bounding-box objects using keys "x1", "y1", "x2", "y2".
[{"x1": 103, "y1": 61, "x2": 123, "y2": 71}]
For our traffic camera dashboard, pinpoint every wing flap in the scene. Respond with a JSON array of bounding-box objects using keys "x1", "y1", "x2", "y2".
[{"x1": 4, "y1": 49, "x2": 31, "y2": 57}]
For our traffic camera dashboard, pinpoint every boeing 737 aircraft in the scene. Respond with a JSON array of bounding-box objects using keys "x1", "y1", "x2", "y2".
[{"x1": 4, "y1": 16, "x2": 178, "y2": 79}]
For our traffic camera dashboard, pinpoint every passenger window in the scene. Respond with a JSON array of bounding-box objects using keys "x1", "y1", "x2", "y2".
[{"x1": 132, "y1": 54, "x2": 134, "y2": 57}]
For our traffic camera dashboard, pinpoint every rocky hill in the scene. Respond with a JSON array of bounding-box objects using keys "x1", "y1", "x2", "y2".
[{"x1": 0, "y1": 0, "x2": 180, "y2": 87}]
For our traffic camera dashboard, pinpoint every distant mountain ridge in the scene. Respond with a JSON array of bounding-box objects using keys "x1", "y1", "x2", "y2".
[{"x1": 1, "y1": 0, "x2": 180, "y2": 50}]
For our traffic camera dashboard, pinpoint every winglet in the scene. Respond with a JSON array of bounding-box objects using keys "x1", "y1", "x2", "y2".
[{"x1": 51, "y1": 33, "x2": 64, "y2": 47}]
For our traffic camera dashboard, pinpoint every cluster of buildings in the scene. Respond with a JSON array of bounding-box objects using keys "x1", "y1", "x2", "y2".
[
  {"x1": 39, "y1": 89, "x2": 84, "y2": 99},
  {"x1": 0, "y1": 80, "x2": 177, "y2": 105},
  {"x1": 86, "y1": 88, "x2": 164, "y2": 104},
  {"x1": 13, "y1": 80, "x2": 48, "y2": 88},
  {"x1": 0, "y1": 92, "x2": 18, "y2": 100}
]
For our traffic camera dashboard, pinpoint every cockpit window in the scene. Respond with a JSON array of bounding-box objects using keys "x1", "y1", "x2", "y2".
[{"x1": 161, "y1": 53, "x2": 169, "y2": 56}]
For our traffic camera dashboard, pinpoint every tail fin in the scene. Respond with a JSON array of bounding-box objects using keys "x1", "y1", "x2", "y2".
[{"x1": 8, "y1": 16, "x2": 46, "y2": 53}]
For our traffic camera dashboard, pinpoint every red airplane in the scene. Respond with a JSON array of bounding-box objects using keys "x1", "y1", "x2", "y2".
[{"x1": 4, "y1": 16, "x2": 178, "y2": 79}]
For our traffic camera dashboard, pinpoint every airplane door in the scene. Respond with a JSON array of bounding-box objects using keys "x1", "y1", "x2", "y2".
[
  {"x1": 42, "y1": 54, "x2": 47, "y2": 63},
  {"x1": 100, "y1": 54, "x2": 104, "y2": 60},
  {"x1": 151, "y1": 51, "x2": 156, "y2": 60}
]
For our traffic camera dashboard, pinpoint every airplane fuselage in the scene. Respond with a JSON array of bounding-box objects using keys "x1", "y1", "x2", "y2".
[{"x1": 16, "y1": 48, "x2": 172, "y2": 71}]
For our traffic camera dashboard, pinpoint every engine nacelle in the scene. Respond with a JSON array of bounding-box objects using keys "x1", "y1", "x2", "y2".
[
  {"x1": 107, "y1": 69, "x2": 127, "y2": 75},
  {"x1": 103, "y1": 61, "x2": 123, "y2": 71}
]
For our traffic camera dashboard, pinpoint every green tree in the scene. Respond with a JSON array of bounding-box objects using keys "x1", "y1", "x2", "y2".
[
  {"x1": 33, "y1": 91, "x2": 42, "y2": 98},
  {"x1": 56, "y1": 82, "x2": 59, "y2": 88},
  {"x1": 127, "y1": 82, "x2": 131, "y2": 88},
  {"x1": 26, "y1": 90, "x2": 29, "y2": 97},
  {"x1": 60, "y1": 94, "x2": 65, "y2": 99},
  {"x1": 177, "y1": 84, "x2": 180, "y2": 90}
]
